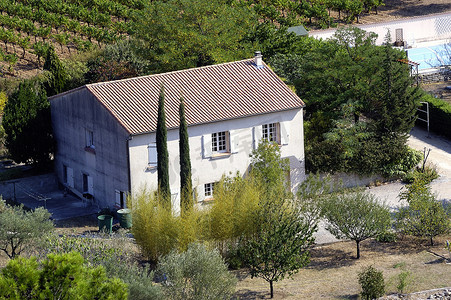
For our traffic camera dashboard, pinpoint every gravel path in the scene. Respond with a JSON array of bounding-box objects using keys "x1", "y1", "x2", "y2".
[{"x1": 314, "y1": 126, "x2": 451, "y2": 244}]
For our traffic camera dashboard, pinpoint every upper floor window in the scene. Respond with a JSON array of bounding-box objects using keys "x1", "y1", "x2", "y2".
[
  {"x1": 262, "y1": 123, "x2": 279, "y2": 143},
  {"x1": 147, "y1": 143, "x2": 157, "y2": 169},
  {"x1": 212, "y1": 131, "x2": 228, "y2": 153},
  {"x1": 85, "y1": 129, "x2": 94, "y2": 148}
]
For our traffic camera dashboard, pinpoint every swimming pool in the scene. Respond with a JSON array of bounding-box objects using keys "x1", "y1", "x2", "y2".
[{"x1": 407, "y1": 43, "x2": 450, "y2": 71}]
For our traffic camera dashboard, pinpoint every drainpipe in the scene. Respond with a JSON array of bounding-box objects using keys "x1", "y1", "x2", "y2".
[{"x1": 126, "y1": 135, "x2": 132, "y2": 196}]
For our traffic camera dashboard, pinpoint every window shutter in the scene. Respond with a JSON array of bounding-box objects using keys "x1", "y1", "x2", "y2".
[
  {"x1": 229, "y1": 130, "x2": 239, "y2": 154},
  {"x1": 148, "y1": 143, "x2": 157, "y2": 165},
  {"x1": 196, "y1": 184, "x2": 205, "y2": 202},
  {"x1": 202, "y1": 135, "x2": 212, "y2": 158},
  {"x1": 87, "y1": 175, "x2": 94, "y2": 195},
  {"x1": 253, "y1": 126, "x2": 262, "y2": 149},
  {"x1": 67, "y1": 167, "x2": 74, "y2": 188},
  {"x1": 280, "y1": 121, "x2": 290, "y2": 145},
  {"x1": 115, "y1": 190, "x2": 121, "y2": 207}
]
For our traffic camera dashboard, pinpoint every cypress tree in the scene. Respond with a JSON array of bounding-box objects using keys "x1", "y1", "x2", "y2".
[
  {"x1": 179, "y1": 97, "x2": 193, "y2": 214},
  {"x1": 43, "y1": 46, "x2": 67, "y2": 96},
  {"x1": 156, "y1": 85, "x2": 171, "y2": 207}
]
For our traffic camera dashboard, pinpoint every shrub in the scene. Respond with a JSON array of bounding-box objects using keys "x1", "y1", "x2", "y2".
[
  {"x1": 396, "y1": 270, "x2": 412, "y2": 294},
  {"x1": 396, "y1": 179, "x2": 450, "y2": 245},
  {"x1": 207, "y1": 175, "x2": 262, "y2": 253},
  {"x1": 403, "y1": 164, "x2": 439, "y2": 184},
  {"x1": 0, "y1": 199, "x2": 54, "y2": 259},
  {"x1": 376, "y1": 231, "x2": 397, "y2": 243},
  {"x1": 0, "y1": 252, "x2": 128, "y2": 299},
  {"x1": 131, "y1": 189, "x2": 204, "y2": 261},
  {"x1": 157, "y1": 243, "x2": 237, "y2": 300},
  {"x1": 419, "y1": 93, "x2": 451, "y2": 140},
  {"x1": 101, "y1": 257, "x2": 163, "y2": 300},
  {"x1": 358, "y1": 266, "x2": 385, "y2": 300}
]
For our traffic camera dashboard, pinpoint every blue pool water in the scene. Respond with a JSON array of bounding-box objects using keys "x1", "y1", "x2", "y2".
[{"x1": 407, "y1": 44, "x2": 449, "y2": 70}]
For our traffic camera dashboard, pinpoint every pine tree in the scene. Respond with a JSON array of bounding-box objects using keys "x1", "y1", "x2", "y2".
[
  {"x1": 156, "y1": 85, "x2": 171, "y2": 207},
  {"x1": 43, "y1": 46, "x2": 67, "y2": 96},
  {"x1": 179, "y1": 97, "x2": 193, "y2": 214}
]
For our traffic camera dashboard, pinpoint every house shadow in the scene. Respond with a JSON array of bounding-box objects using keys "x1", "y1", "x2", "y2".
[{"x1": 409, "y1": 126, "x2": 451, "y2": 155}]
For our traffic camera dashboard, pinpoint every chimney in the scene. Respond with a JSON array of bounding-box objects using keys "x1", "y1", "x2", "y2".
[{"x1": 254, "y1": 51, "x2": 263, "y2": 68}]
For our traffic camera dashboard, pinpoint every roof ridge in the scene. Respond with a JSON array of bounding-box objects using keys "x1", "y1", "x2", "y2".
[{"x1": 86, "y1": 58, "x2": 255, "y2": 88}]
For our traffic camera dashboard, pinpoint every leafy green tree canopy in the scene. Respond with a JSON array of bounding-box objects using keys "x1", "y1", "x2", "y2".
[
  {"x1": 396, "y1": 179, "x2": 450, "y2": 245},
  {"x1": 321, "y1": 191, "x2": 391, "y2": 258},
  {"x1": 0, "y1": 199, "x2": 54, "y2": 259},
  {"x1": 0, "y1": 252, "x2": 128, "y2": 300},
  {"x1": 3, "y1": 79, "x2": 55, "y2": 166},
  {"x1": 135, "y1": 0, "x2": 258, "y2": 72}
]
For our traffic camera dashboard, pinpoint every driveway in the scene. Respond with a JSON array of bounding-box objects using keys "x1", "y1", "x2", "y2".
[{"x1": 314, "y1": 126, "x2": 451, "y2": 244}]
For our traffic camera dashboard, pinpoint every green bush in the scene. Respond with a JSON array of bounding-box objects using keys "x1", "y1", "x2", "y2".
[
  {"x1": 101, "y1": 257, "x2": 163, "y2": 300},
  {"x1": 358, "y1": 266, "x2": 385, "y2": 300},
  {"x1": 396, "y1": 270, "x2": 412, "y2": 294},
  {"x1": 0, "y1": 252, "x2": 128, "y2": 300},
  {"x1": 131, "y1": 189, "x2": 205, "y2": 261},
  {"x1": 419, "y1": 93, "x2": 451, "y2": 140},
  {"x1": 376, "y1": 231, "x2": 397, "y2": 243},
  {"x1": 157, "y1": 243, "x2": 237, "y2": 300},
  {"x1": 0, "y1": 199, "x2": 54, "y2": 259},
  {"x1": 403, "y1": 164, "x2": 439, "y2": 184}
]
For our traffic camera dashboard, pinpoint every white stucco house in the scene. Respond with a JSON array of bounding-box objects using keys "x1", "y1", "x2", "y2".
[{"x1": 50, "y1": 53, "x2": 306, "y2": 210}]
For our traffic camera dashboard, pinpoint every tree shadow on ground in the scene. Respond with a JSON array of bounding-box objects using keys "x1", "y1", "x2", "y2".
[
  {"x1": 233, "y1": 289, "x2": 291, "y2": 299},
  {"x1": 393, "y1": 3, "x2": 451, "y2": 17},
  {"x1": 307, "y1": 245, "x2": 358, "y2": 270}
]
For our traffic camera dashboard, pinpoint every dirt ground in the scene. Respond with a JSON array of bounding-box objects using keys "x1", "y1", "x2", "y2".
[
  {"x1": 422, "y1": 82, "x2": 451, "y2": 104},
  {"x1": 235, "y1": 235, "x2": 451, "y2": 299}
]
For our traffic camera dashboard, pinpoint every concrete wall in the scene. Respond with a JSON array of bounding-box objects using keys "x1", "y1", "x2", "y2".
[
  {"x1": 128, "y1": 108, "x2": 305, "y2": 211},
  {"x1": 310, "y1": 12, "x2": 451, "y2": 46},
  {"x1": 50, "y1": 88, "x2": 130, "y2": 209}
]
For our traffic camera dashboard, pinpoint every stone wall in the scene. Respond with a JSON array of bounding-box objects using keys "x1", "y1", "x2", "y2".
[{"x1": 419, "y1": 67, "x2": 451, "y2": 84}]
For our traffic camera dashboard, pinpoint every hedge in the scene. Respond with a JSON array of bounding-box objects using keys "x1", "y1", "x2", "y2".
[{"x1": 418, "y1": 93, "x2": 451, "y2": 140}]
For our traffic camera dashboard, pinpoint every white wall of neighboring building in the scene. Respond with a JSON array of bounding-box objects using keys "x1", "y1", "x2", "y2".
[
  {"x1": 128, "y1": 108, "x2": 305, "y2": 211},
  {"x1": 310, "y1": 12, "x2": 451, "y2": 46}
]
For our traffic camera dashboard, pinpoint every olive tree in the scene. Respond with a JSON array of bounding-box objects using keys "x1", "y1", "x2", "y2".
[
  {"x1": 0, "y1": 199, "x2": 54, "y2": 259},
  {"x1": 322, "y1": 191, "x2": 391, "y2": 259},
  {"x1": 396, "y1": 179, "x2": 450, "y2": 245}
]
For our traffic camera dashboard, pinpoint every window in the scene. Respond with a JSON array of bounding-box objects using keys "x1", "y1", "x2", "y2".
[
  {"x1": 85, "y1": 129, "x2": 94, "y2": 148},
  {"x1": 262, "y1": 123, "x2": 279, "y2": 143},
  {"x1": 147, "y1": 143, "x2": 157, "y2": 168},
  {"x1": 63, "y1": 165, "x2": 68, "y2": 183},
  {"x1": 82, "y1": 173, "x2": 93, "y2": 195},
  {"x1": 212, "y1": 131, "x2": 228, "y2": 153},
  {"x1": 204, "y1": 182, "x2": 215, "y2": 198}
]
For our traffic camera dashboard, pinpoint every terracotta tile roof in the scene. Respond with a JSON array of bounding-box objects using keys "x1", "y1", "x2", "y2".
[{"x1": 84, "y1": 58, "x2": 304, "y2": 135}]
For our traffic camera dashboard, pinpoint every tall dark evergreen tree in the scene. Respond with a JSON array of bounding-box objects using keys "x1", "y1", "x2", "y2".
[
  {"x1": 43, "y1": 46, "x2": 68, "y2": 96},
  {"x1": 156, "y1": 85, "x2": 171, "y2": 206},
  {"x1": 179, "y1": 97, "x2": 193, "y2": 214},
  {"x1": 3, "y1": 80, "x2": 55, "y2": 167}
]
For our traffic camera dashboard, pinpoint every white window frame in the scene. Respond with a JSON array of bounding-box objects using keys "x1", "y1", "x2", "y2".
[
  {"x1": 212, "y1": 131, "x2": 229, "y2": 153},
  {"x1": 262, "y1": 123, "x2": 280, "y2": 143},
  {"x1": 204, "y1": 182, "x2": 215, "y2": 199}
]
